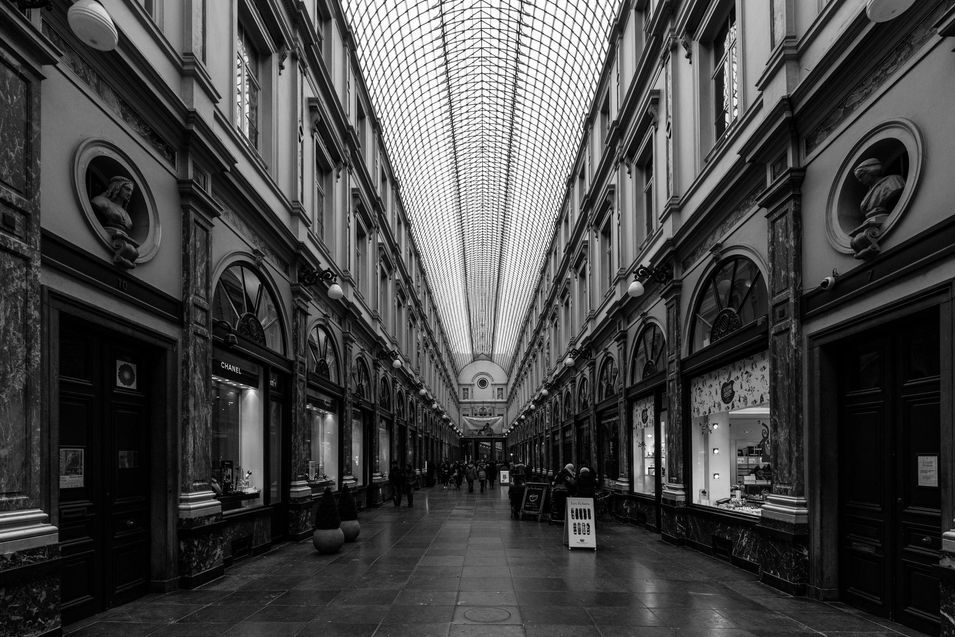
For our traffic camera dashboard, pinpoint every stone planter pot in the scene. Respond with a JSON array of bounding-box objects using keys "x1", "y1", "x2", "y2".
[
  {"x1": 312, "y1": 527, "x2": 344, "y2": 554},
  {"x1": 340, "y1": 519, "x2": 360, "y2": 543}
]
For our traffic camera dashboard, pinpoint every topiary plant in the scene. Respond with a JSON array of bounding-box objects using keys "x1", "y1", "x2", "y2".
[
  {"x1": 314, "y1": 487, "x2": 341, "y2": 530},
  {"x1": 313, "y1": 487, "x2": 344, "y2": 554},
  {"x1": 338, "y1": 484, "x2": 360, "y2": 542},
  {"x1": 338, "y1": 484, "x2": 358, "y2": 521}
]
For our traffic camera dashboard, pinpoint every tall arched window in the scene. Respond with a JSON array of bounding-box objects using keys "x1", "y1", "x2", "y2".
[
  {"x1": 563, "y1": 392, "x2": 572, "y2": 420},
  {"x1": 354, "y1": 359, "x2": 370, "y2": 399},
  {"x1": 212, "y1": 263, "x2": 285, "y2": 354},
  {"x1": 597, "y1": 356, "x2": 618, "y2": 401},
  {"x1": 577, "y1": 378, "x2": 590, "y2": 411},
  {"x1": 631, "y1": 323, "x2": 666, "y2": 383},
  {"x1": 396, "y1": 391, "x2": 405, "y2": 420},
  {"x1": 378, "y1": 376, "x2": 392, "y2": 412},
  {"x1": 691, "y1": 256, "x2": 768, "y2": 352},
  {"x1": 307, "y1": 325, "x2": 339, "y2": 383}
]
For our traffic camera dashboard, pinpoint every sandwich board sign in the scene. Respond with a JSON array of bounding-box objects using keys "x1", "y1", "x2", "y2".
[
  {"x1": 564, "y1": 497, "x2": 596, "y2": 550},
  {"x1": 519, "y1": 482, "x2": 549, "y2": 521},
  {"x1": 499, "y1": 469, "x2": 510, "y2": 486}
]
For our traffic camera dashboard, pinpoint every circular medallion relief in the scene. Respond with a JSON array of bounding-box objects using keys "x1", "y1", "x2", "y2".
[
  {"x1": 825, "y1": 120, "x2": 922, "y2": 259},
  {"x1": 477, "y1": 377, "x2": 489, "y2": 389},
  {"x1": 73, "y1": 139, "x2": 161, "y2": 267}
]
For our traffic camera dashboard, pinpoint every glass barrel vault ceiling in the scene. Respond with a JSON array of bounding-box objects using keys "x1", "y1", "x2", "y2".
[{"x1": 343, "y1": 0, "x2": 621, "y2": 373}]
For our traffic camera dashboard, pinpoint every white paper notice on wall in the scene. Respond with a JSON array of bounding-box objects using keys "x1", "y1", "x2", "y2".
[{"x1": 917, "y1": 455, "x2": 938, "y2": 488}]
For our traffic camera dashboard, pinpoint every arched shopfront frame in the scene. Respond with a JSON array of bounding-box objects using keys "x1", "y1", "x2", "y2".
[{"x1": 306, "y1": 323, "x2": 341, "y2": 384}]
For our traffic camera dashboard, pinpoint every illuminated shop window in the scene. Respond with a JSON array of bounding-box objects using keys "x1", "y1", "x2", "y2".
[
  {"x1": 690, "y1": 352, "x2": 771, "y2": 516},
  {"x1": 307, "y1": 402, "x2": 338, "y2": 487},
  {"x1": 211, "y1": 363, "x2": 264, "y2": 510}
]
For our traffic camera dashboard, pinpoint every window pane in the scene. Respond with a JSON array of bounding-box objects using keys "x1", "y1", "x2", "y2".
[{"x1": 211, "y1": 373, "x2": 264, "y2": 510}]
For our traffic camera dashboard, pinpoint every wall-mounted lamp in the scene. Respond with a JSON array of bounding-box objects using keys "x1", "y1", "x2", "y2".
[
  {"x1": 382, "y1": 348, "x2": 402, "y2": 369},
  {"x1": 68, "y1": 0, "x2": 118, "y2": 51},
  {"x1": 866, "y1": 0, "x2": 915, "y2": 22},
  {"x1": 419, "y1": 387, "x2": 427, "y2": 397},
  {"x1": 540, "y1": 387, "x2": 549, "y2": 397},
  {"x1": 299, "y1": 263, "x2": 344, "y2": 300},
  {"x1": 432, "y1": 402, "x2": 438, "y2": 410},
  {"x1": 627, "y1": 264, "x2": 671, "y2": 298},
  {"x1": 564, "y1": 348, "x2": 582, "y2": 368}
]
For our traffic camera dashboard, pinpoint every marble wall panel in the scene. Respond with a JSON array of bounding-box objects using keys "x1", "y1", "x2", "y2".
[
  {"x1": 178, "y1": 528, "x2": 223, "y2": 581},
  {"x1": 612, "y1": 494, "x2": 657, "y2": 529},
  {"x1": 0, "y1": 59, "x2": 27, "y2": 195},
  {"x1": 0, "y1": 572, "x2": 59, "y2": 637}
]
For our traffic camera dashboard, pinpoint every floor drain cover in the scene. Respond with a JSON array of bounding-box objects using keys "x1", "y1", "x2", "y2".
[{"x1": 463, "y1": 607, "x2": 512, "y2": 623}]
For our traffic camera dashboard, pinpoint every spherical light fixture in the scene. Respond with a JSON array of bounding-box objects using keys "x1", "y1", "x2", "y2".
[
  {"x1": 432, "y1": 402, "x2": 438, "y2": 410},
  {"x1": 419, "y1": 387, "x2": 427, "y2": 397},
  {"x1": 866, "y1": 0, "x2": 916, "y2": 22},
  {"x1": 391, "y1": 357, "x2": 402, "y2": 369},
  {"x1": 626, "y1": 279, "x2": 645, "y2": 298},
  {"x1": 327, "y1": 282, "x2": 344, "y2": 300},
  {"x1": 541, "y1": 388, "x2": 549, "y2": 397},
  {"x1": 68, "y1": 0, "x2": 118, "y2": 52},
  {"x1": 563, "y1": 355, "x2": 575, "y2": 368}
]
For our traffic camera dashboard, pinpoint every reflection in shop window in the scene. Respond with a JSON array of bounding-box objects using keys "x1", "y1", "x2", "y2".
[
  {"x1": 632, "y1": 397, "x2": 666, "y2": 495},
  {"x1": 378, "y1": 418, "x2": 390, "y2": 476},
  {"x1": 307, "y1": 404, "x2": 338, "y2": 487}
]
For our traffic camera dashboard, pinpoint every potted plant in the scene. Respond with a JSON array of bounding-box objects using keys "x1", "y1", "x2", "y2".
[
  {"x1": 338, "y1": 484, "x2": 360, "y2": 542},
  {"x1": 312, "y1": 487, "x2": 343, "y2": 554}
]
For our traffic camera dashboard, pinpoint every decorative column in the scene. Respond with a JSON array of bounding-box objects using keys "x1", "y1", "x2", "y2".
[
  {"x1": 176, "y1": 173, "x2": 223, "y2": 587},
  {"x1": 661, "y1": 268, "x2": 686, "y2": 544},
  {"x1": 614, "y1": 327, "x2": 629, "y2": 489},
  {"x1": 758, "y1": 167, "x2": 810, "y2": 593},
  {"x1": 368, "y1": 358, "x2": 383, "y2": 506},
  {"x1": 340, "y1": 329, "x2": 356, "y2": 487},
  {"x1": 287, "y1": 280, "x2": 312, "y2": 538},
  {"x1": 0, "y1": 9, "x2": 59, "y2": 636}
]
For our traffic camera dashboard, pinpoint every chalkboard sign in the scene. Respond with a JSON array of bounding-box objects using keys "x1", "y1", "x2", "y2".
[{"x1": 519, "y1": 482, "x2": 550, "y2": 521}]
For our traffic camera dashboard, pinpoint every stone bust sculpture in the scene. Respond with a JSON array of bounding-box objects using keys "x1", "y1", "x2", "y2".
[
  {"x1": 848, "y1": 157, "x2": 906, "y2": 259},
  {"x1": 853, "y1": 157, "x2": 905, "y2": 223},
  {"x1": 91, "y1": 176, "x2": 139, "y2": 268}
]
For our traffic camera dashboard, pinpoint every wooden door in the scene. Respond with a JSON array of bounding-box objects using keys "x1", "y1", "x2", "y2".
[
  {"x1": 59, "y1": 319, "x2": 151, "y2": 624},
  {"x1": 837, "y1": 309, "x2": 940, "y2": 634}
]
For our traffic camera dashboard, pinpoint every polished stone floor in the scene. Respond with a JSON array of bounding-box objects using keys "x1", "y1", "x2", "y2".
[{"x1": 65, "y1": 485, "x2": 927, "y2": 636}]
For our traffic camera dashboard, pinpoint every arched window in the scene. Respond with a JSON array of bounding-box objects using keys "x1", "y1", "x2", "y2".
[
  {"x1": 553, "y1": 400, "x2": 560, "y2": 427},
  {"x1": 577, "y1": 377, "x2": 590, "y2": 411},
  {"x1": 396, "y1": 391, "x2": 405, "y2": 420},
  {"x1": 354, "y1": 359, "x2": 370, "y2": 399},
  {"x1": 691, "y1": 256, "x2": 768, "y2": 352},
  {"x1": 597, "y1": 356, "x2": 618, "y2": 401},
  {"x1": 378, "y1": 376, "x2": 392, "y2": 411},
  {"x1": 306, "y1": 325, "x2": 339, "y2": 383},
  {"x1": 563, "y1": 391, "x2": 572, "y2": 420},
  {"x1": 212, "y1": 263, "x2": 285, "y2": 354},
  {"x1": 631, "y1": 323, "x2": 666, "y2": 383}
]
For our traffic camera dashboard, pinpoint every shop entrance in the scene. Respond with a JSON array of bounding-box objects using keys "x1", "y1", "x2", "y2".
[
  {"x1": 58, "y1": 316, "x2": 155, "y2": 623},
  {"x1": 836, "y1": 308, "x2": 940, "y2": 634}
]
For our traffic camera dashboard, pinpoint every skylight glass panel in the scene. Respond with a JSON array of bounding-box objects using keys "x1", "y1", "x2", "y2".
[{"x1": 344, "y1": 0, "x2": 620, "y2": 372}]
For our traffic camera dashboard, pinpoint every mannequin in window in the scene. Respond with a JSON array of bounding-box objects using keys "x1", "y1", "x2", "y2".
[{"x1": 91, "y1": 176, "x2": 139, "y2": 268}]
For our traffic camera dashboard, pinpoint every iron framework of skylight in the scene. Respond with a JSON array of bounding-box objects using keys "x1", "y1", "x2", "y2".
[{"x1": 343, "y1": 0, "x2": 621, "y2": 372}]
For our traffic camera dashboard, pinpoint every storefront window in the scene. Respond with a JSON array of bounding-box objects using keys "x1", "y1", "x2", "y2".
[
  {"x1": 378, "y1": 418, "x2": 390, "y2": 475},
  {"x1": 211, "y1": 359, "x2": 264, "y2": 510},
  {"x1": 307, "y1": 402, "x2": 338, "y2": 486},
  {"x1": 351, "y1": 416, "x2": 364, "y2": 486},
  {"x1": 690, "y1": 352, "x2": 771, "y2": 516}
]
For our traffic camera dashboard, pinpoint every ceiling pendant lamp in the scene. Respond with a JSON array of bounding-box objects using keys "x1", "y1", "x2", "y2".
[
  {"x1": 865, "y1": 0, "x2": 916, "y2": 22},
  {"x1": 68, "y1": 0, "x2": 119, "y2": 51}
]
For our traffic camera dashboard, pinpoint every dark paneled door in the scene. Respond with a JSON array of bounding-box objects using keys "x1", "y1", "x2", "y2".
[
  {"x1": 59, "y1": 318, "x2": 151, "y2": 624},
  {"x1": 837, "y1": 309, "x2": 940, "y2": 635}
]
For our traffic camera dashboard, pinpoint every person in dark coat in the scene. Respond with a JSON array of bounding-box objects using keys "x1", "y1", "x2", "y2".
[
  {"x1": 576, "y1": 466, "x2": 596, "y2": 498},
  {"x1": 487, "y1": 460, "x2": 497, "y2": 488},
  {"x1": 403, "y1": 464, "x2": 416, "y2": 507},
  {"x1": 389, "y1": 461, "x2": 404, "y2": 507},
  {"x1": 550, "y1": 463, "x2": 576, "y2": 522},
  {"x1": 508, "y1": 476, "x2": 526, "y2": 519}
]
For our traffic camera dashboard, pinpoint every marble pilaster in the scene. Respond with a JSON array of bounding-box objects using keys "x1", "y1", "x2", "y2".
[{"x1": 0, "y1": 9, "x2": 60, "y2": 636}]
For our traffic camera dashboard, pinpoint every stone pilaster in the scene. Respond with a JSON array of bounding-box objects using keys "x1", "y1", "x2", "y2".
[
  {"x1": 0, "y1": 9, "x2": 60, "y2": 636},
  {"x1": 661, "y1": 276, "x2": 686, "y2": 544},
  {"x1": 177, "y1": 177, "x2": 222, "y2": 587},
  {"x1": 615, "y1": 328, "x2": 629, "y2": 488},
  {"x1": 340, "y1": 329, "x2": 356, "y2": 486},
  {"x1": 287, "y1": 281, "x2": 312, "y2": 538}
]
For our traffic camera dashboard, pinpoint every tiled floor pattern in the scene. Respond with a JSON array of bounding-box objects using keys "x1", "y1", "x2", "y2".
[{"x1": 64, "y1": 486, "x2": 928, "y2": 636}]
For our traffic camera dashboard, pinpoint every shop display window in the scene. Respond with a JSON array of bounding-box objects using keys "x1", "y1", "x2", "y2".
[
  {"x1": 378, "y1": 419, "x2": 390, "y2": 475},
  {"x1": 632, "y1": 398, "x2": 657, "y2": 494},
  {"x1": 307, "y1": 403, "x2": 338, "y2": 487},
  {"x1": 351, "y1": 417, "x2": 364, "y2": 486},
  {"x1": 211, "y1": 368, "x2": 264, "y2": 510},
  {"x1": 692, "y1": 406, "x2": 771, "y2": 516}
]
